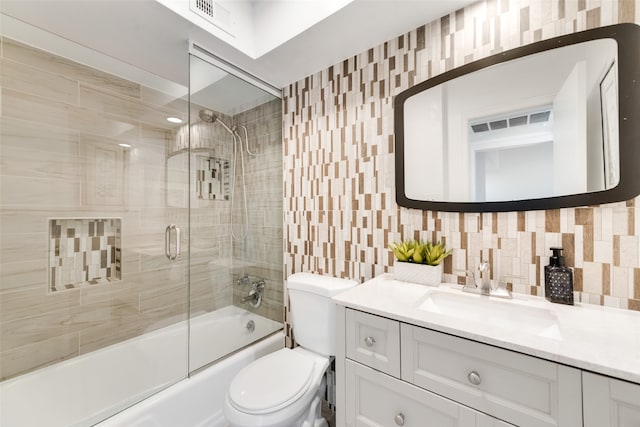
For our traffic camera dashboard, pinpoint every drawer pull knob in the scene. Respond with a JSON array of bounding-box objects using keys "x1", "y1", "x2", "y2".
[
  {"x1": 468, "y1": 371, "x2": 482, "y2": 385},
  {"x1": 394, "y1": 412, "x2": 405, "y2": 426},
  {"x1": 364, "y1": 336, "x2": 376, "y2": 347}
]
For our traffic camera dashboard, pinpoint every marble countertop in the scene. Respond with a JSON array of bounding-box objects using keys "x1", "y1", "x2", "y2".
[{"x1": 333, "y1": 274, "x2": 640, "y2": 384}]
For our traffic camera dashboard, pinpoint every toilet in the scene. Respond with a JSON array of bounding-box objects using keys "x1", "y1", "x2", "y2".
[{"x1": 223, "y1": 272, "x2": 357, "y2": 427}]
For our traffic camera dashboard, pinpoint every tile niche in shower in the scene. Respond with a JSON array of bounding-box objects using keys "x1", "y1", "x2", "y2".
[{"x1": 48, "y1": 218, "x2": 122, "y2": 292}]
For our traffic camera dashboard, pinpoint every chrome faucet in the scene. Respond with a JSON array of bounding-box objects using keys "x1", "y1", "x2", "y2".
[
  {"x1": 461, "y1": 263, "x2": 514, "y2": 299},
  {"x1": 478, "y1": 262, "x2": 491, "y2": 295}
]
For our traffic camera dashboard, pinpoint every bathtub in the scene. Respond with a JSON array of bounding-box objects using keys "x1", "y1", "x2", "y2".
[
  {"x1": 189, "y1": 305, "x2": 283, "y2": 372},
  {"x1": 0, "y1": 306, "x2": 283, "y2": 427}
]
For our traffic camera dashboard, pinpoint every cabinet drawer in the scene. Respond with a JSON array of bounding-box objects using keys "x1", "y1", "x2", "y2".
[
  {"x1": 401, "y1": 324, "x2": 582, "y2": 427},
  {"x1": 346, "y1": 309, "x2": 400, "y2": 377},
  {"x1": 345, "y1": 359, "x2": 513, "y2": 427}
]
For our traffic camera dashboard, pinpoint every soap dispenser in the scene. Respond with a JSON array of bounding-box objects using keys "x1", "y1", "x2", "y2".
[{"x1": 545, "y1": 247, "x2": 574, "y2": 305}]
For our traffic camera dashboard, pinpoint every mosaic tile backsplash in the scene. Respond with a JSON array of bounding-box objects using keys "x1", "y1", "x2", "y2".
[
  {"x1": 48, "y1": 218, "x2": 121, "y2": 292},
  {"x1": 282, "y1": 0, "x2": 640, "y2": 311}
]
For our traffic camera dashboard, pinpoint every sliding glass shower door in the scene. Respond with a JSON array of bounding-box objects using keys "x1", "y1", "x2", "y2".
[
  {"x1": 0, "y1": 20, "x2": 283, "y2": 427},
  {"x1": 0, "y1": 29, "x2": 190, "y2": 426},
  {"x1": 187, "y1": 50, "x2": 284, "y2": 374}
]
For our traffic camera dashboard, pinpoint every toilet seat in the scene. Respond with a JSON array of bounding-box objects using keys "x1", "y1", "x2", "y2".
[{"x1": 228, "y1": 348, "x2": 316, "y2": 415}]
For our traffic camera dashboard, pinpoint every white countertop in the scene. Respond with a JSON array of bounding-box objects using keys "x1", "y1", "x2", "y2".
[{"x1": 333, "y1": 274, "x2": 640, "y2": 384}]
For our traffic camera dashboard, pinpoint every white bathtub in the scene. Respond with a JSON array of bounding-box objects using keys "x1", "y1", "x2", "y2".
[
  {"x1": 0, "y1": 306, "x2": 283, "y2": 427},
  {"x1": 189, "y1": 305, "x2": 283, "y2": 372}
]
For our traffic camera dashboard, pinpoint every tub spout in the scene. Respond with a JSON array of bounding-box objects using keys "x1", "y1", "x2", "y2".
[
  {"x1": 241, "y1": 290, "x2": 259, "y2": 304},
  {"x1": 240, "y1": 279, "x2": 265, "y2": 308}
]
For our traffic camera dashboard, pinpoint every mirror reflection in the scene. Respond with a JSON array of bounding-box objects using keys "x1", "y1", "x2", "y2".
[{"x1": 403, "y1": 38, "x2": 618, "y2": 203}]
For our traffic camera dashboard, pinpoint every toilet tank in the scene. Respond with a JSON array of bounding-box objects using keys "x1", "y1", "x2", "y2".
[{"x1": 287, "y1": 273, "x2": 357, "y2": 357}]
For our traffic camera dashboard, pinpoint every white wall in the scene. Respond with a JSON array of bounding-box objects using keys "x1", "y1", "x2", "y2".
[
  {"x1": 553, "y1": 61, "x2": 587, "y2": 196},
  {"x1": 479, "y1": 142, "x2": 554, "y2": 202},
  {"x1": 404, "y1": 85, "x2": 444, "y2": 201}
]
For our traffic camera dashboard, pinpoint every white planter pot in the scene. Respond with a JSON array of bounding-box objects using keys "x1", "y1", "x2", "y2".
[{"x1": 393, "y1": 262, "x2": 442, "y2": 286}]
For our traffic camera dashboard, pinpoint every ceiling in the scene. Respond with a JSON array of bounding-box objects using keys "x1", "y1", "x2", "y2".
[{"x1": 0, "y1": 0, "x2": 473, "y2": 90}]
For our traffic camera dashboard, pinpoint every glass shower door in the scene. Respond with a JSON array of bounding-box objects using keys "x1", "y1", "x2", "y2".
[
  {"x1": 187, "y1": 49, "x2": 284, "y2": 373},
  {"x1": 0, "y1": 28, "x2": 190, "y2": 426}
]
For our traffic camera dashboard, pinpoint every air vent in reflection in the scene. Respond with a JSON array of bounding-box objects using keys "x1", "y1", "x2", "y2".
[
  {"x1": 508, "y1": 116, "x2": 528, "y2": 127},
  {"x1": 530, "y1": 111, "x2": 551, "y2": 123},
  {"x1": 489, "y1": 120, "x2": 508, "y2": 130},
  {"x1": 471, "y1": 123, "x2": 490, "y2": 133},
  {"x1": 470, "y1": 109, "x2": 551, "y2": 133}
]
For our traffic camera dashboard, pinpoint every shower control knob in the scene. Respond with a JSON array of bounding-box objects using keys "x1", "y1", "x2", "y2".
[
  {"x1": 468, "y1": 371, "x2": 482, "y2": 385},
  {"x1": 364, "y1": 336, "x2": 376, "y2": 347},
  {"x1": 394, "y1": 412, "x2": 405, "y2": 426}
]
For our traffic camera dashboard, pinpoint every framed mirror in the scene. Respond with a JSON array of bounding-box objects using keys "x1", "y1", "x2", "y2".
[{"x1": 395, "y1": 24, "x2": 640, "y2": 212}]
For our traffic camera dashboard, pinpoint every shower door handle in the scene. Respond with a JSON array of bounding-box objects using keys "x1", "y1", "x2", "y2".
[{"x1": 165, "y1": 224, "x2": 181, "y2": 260}]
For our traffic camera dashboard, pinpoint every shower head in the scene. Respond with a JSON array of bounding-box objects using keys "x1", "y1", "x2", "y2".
[
  {"x1": 199, "y1": 109, "x2": 235, "y2": 135},
  {"x1": 199, "y1": 109, "x2": 217, "y2": 123}
]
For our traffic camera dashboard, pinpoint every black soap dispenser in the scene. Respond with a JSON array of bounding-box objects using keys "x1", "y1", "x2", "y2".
[{"x1": 545, "y1": 247, "x2": 574, "y2": 305}]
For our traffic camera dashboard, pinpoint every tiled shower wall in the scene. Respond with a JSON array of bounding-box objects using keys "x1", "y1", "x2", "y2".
[
  {"x1": 0, "y1": 37, "x2": 191, "y2": 380},
  {"x1": 0, "y1": 35, "x2": 282, "y2": 382},
  {"x1": 231, "y1": 99, "x2": 285, "y2": 323},
  {"x1": 283, "y1": 0, "x2": 640, "y2": 311},
  {"x1": 173, "y1": 114, "x2": 237, "y2": 316}
]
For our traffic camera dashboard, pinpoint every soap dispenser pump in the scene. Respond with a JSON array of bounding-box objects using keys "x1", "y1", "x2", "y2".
[{"x1": 545, "y1": 247, "x2": 574, "y2": 305}]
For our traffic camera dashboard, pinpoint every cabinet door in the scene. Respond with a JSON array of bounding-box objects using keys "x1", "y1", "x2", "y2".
[
  {"x1": 346, "y1": 309, "x2": 400, "y2": 377},
  {"x1": 345, "y1": 359, "x2": 512, "y2": 427},
  {"x1": 401, "y1": 324, "x2": 582, "y2": 427},
  {"x1": 583, "y1": 372, "x2": 640, "y2": 427}
]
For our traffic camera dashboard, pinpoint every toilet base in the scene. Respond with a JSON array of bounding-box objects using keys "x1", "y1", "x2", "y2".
[{"x1": 300, "y1": 379, "x2": 328, "y2": 427}]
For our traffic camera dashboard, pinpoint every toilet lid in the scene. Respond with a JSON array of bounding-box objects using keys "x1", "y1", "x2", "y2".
[{"x1": 229, "y1": 349, "x2": 315, "y2": 414}]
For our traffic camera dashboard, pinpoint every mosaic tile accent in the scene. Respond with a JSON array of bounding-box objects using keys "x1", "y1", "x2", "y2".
[
  {"x1": 282, "y1": 0, "x2": 640, "y2": 311},
  {"x1": 48, "y1": 218, "x2": 121, "y2": 292},
  {"x1": 195, "y1": 155, "x2": 230, "y2": 200}
]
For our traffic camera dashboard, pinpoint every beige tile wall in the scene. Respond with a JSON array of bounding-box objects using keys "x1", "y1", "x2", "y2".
[
  {"x1": 0, "y1": 37, "x2": 191, "y2": 380},
  {"x1": 0, "y1": 37, "x2": 284, "y2": 380},
  {"x1": 283, "y1": 0, "x2": 640, "y2": 311},
  {"x1": 174, "y1": 112, "x2": 237, "y2": 317},
  {"x1": 231, "y1": 99, "x2": 285, "y2": 323}
]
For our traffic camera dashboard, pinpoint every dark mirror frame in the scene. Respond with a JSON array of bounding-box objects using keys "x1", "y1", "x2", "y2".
[{"x1": 394, "y1": 24, "x2": 640, "y2": 213}]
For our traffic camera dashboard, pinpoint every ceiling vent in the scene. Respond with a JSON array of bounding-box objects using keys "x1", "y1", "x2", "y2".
[
  {"x1": 193, "y1": 0, "x2": 214, "y2": 19},
  {"x1": 471, "y1": 109, "x2": 552, "y2": 133},
  {"x1": 190, "y1": 0, "x2": 232, "y2": 34}
]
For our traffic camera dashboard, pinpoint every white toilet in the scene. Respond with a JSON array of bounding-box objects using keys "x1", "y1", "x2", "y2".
[{"x1": 223, "y1": 272, "x2": 357, "y2": 427}]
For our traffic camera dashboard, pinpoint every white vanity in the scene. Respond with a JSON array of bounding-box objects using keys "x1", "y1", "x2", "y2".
[{"x1": 333, "y1": 274, "x2": 640, "y2": 427}]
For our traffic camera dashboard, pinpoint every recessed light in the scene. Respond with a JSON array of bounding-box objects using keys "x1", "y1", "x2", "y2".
[
  {"x1": 167, "y1": 117, "x2": 183, "y2": 124},
  {"x1": 119, "y1": 143, "x2": 132, "y2": 148}
]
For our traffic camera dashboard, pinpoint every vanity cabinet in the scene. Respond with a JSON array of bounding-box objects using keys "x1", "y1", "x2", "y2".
[
  {"x1": 583, "y1": 372, "x2": 640, "y2": 427},
  {"x1": 338, "y1": 308, "x2": 582, "y2": 427},
  {"x1": 401, "y1": 325, "x2": 582, "y2": 427},
  {"x1": 346, "y1": 359, "x2": 512, "y2": 426}
]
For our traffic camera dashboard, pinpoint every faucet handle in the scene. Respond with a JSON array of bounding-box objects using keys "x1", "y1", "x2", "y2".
[
  {"x1": 494, "y1": 274, "x2": 524, "y2": 298},
  {"x1": 456, "y1": 269, "x2": 477, "y2": 290},
  {"x1": 477, "y1": 262, "x2": 490, "y2": 273},
  {"x1": 252, "y1": 279, "x2": 266, "y2": 290}
]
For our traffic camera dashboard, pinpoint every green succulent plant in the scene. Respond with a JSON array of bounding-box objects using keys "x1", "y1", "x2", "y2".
[
  {"x1": 390, "y1": 239, "x2": 452, "y2": 266},
  {"x1": 424, "y1": 241, "x2": 453, "y2": 266},
  {"x1": 389, "y1": 240, "x2": 415, "y2": 262}
]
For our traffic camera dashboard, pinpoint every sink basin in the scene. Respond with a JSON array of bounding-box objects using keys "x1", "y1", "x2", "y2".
[{"x1": 418, "y1": 289, "x2": 562, "y2": 340}]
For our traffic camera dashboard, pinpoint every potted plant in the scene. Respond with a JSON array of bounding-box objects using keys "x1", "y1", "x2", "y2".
[{"x1": 389, "y1": 239, "x2": 452, "y2": 286}]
